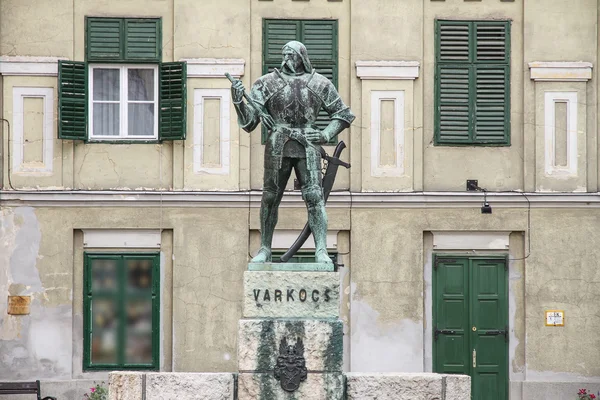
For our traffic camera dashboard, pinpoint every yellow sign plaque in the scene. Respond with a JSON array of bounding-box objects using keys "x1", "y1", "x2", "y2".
[
  {"x1": 7, "y1": 296, "x2": 31, "y2": 315},
  {"x1": 545, "y1": 310, "x2": 565, "y2": 326}
]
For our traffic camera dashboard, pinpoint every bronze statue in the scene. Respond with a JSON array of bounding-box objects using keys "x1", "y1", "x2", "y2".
[{"x1": 229, "y1": 41, "x2": 354, "y2": 264}]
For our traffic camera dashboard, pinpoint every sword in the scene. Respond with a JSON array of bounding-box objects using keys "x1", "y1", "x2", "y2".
[{"x1": 279, "y1": 140, "x2": 350, "y2": 262}]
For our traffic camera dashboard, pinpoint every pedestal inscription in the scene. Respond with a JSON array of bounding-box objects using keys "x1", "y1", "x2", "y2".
[{"x1": 243, "y1": 271, "x2": 340, "y2": 318}]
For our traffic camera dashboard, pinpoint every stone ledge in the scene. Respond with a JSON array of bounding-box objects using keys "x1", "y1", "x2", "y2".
[
  {"x1": 0, "y1": 56, "x2": 66, "y2": 76},
  {"x1": 529, "y1": 61, "x2": 593, "y2": 82},
  {"x1": 442, "y1": 374, "x2": 471, "y2": 400},
  {"x1": 109, "y1": 372, "x2": 144, "y2": 400},
  {"x1": 146, "y1": 373, "x2": 234, "y2": 400},
  {"x1": 109, "y1": 372, "x2": 235, "y2": 400},
  {"x1": 238, "y1": 373, "x2": 344, "y2": 400},
  {"x1": 345, "y1": 373, "x2": 471, "y2": 400},
  {"x1": 238, "y1": 319, "x2": 343, "y2": 372},
  {"x1": 356, "y1": 61, "x2": 420, "y2": 80},
  {"x1": 182, "y1": 58, "x2": 245, "y2": 78}
]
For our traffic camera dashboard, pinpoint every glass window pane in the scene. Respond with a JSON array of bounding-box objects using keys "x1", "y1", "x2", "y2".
[
  {"x1": 128, "y1": 69, "x2": 155, "y2": 101},
  {"x1": 93, "y1": 69, "x2": 120, "y2": 101},
  {"x1": 128, "y1": 104, "x2": 155, "y2": 136},
  {"x1": 127, "y1": 259, "x2": 153, "y2": 290},
  {"x1": 125, "y1": 299, "x2": 153, "y2": 364},
  {"x1": 91, "y1": 259, "x2": 118, "y2": 291},
  {"x1": 91, "y1": 298, "x2": 118, "y2": 364},
  {"x1": 93, "y1": 103, "x2": 120, "y2": 136}
]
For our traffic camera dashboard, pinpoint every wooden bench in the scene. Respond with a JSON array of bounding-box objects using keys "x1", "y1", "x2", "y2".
[{"x1": 0, "y1": 381, "x2": 56, "y2": 400}]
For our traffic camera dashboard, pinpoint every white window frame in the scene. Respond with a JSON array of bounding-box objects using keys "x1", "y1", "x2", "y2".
[{"x1": 89, "y1": 64, "x2": 159, "y2": 141}]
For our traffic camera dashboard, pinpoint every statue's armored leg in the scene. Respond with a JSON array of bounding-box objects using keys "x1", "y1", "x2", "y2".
[
  {"x1": 296, "y1": 160, "x2": 331, "y2": 264},
  {"x1": 251, "y1": 160, "x2": 293, "y2": 263}
]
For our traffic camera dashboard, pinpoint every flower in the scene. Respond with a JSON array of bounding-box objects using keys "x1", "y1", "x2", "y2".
[
  {"x1": 83, "y1": 382, "x2": 107, "y2": 400},
  {"x1": 578, "y1": 388, "x2": 598, "y2": 400}
]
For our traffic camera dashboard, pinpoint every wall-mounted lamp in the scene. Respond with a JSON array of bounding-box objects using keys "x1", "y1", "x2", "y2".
[{"x1": 466, "y1": 180, "x2": 492, "y2": 214}]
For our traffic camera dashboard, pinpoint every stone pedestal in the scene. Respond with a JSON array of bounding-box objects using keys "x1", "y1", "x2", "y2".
[{"x1": 238, "y1": 264, "x2": 344, "y2": 400}]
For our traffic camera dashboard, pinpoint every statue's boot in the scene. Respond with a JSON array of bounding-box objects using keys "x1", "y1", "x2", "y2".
[
  {"x1": 251, "y1": 246, "x2": 272, "y2": 263},
  {"x1": 307, "y1": 204, "x2": 332, "y2": 264},
  {"x1": 315, "y1": 248, "x2": 332, "y2": 264}
]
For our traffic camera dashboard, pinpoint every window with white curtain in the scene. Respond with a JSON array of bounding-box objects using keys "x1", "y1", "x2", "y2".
[{"x1": 89, "y1": 65, "x2": 159, "y2": 140}]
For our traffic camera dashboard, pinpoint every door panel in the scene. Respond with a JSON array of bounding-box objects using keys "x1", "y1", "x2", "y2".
[
  {"x1": 434, "y1": 258, "x2": 469, "y2": 375},
  {"x1": 434, "y1": 256, "x2": 508, "y2": 400},
  {"x1": 471, "y1": 259, "x2": 507, "y2": 400}
]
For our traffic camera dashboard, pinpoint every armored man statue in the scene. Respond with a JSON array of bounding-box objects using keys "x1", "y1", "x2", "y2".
[{"x1": 230, "y1": 41, "x2": 355, "y2": 264}]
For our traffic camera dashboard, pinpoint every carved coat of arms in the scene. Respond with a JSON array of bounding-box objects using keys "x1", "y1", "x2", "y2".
[{"x1": 274, "y1": 337, "x2": 308, "y2": 392}]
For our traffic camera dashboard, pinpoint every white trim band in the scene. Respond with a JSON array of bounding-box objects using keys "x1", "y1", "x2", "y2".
[
  {"x1": 0, "y1": 56, "x2": 65, "y2": 76},
  {"x1": 529, "y1": 62, "x2": 593, "y2": 82},
  {"x1": 356, "y1": 61, "x2": 420, "y2": 80},
  {"x1": 83, "y1": 229, "x2": 162, "y2": 248},
  {"x1": 3, "y1": 191, "x2": 600, "y2": 208},
  {"x1": 182, "y1": 58, "x2": 245, "y2": 78}
]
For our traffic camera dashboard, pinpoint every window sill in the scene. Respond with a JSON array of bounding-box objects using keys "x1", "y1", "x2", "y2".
[{"x1": 85, "y1": 140, "x2": 162, "y2": 144}]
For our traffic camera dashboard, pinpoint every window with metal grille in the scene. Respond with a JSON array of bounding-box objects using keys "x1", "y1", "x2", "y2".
[
  {"x1": 83, "y1": 253, "x2": 159, "y2": 370},
  {"x1": 261, "y1": 19, "x2": 338, "y2": 144},
  {"x1": 435, "y1": 20, "x2": 511, "y2": 146}
]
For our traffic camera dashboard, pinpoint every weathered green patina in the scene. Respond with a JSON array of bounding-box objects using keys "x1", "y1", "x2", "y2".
[
  {"x1": 230, "y1": 41, "x2": 354, "y2": 264},
  {"x1": 247, "y1": 262, "x2": 334, "y2": 272}
]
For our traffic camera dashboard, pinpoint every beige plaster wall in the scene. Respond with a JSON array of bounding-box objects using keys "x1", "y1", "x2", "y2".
[
  {"x1": 2, "y1": 200, "x2": 600, "y2": 380},
  {"x1": 423, "y1": 0, "x2": 524, "y2": 192},
  {"x1": 0, "y1": 0, "x2": 74, "y2": 58},
  {"x1": 525, "y1": 209, "x2": 600, "y2": 379},
  {"x1": 350, "y1": 0, "x2": 424, "y2": 192}
]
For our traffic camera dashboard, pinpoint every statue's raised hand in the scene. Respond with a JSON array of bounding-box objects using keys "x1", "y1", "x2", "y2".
[{"x1": 231, "y1": 79, "x2": 245, "y2": 103}]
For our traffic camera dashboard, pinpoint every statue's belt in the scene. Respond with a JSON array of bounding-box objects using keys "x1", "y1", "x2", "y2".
[{"x1": 275, "y1": 126, "x2": 349, "y2": 168}]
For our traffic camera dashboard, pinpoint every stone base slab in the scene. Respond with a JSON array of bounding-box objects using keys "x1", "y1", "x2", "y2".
[
  {"x1": 237, "y1": 373, "x2": 344, "y2": 400},
  {"x1": 238, "y1": 319, "x2": 343, "y2": 372},
  {"x1": 345, "y1": 373, "x2": 471, "y2": 400},
  {"x1": 108, "y1": 372, "x2": 234, "y2": 400},
  {"x1": 243, "y1": 271, "x2": 340, "y2": 318},
  {"x1": 109, "y1": 372, "x2": 144, "y2": 400},
  {"x1": 146, "y1": 373, "x2": 234, "y2": 400}
]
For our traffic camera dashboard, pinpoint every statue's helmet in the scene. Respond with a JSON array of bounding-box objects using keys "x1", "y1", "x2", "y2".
[{"x1": 282, "y1": 41, "x2": 312, "y2": 72}]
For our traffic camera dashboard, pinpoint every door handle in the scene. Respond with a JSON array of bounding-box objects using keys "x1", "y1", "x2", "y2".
[{"x1": 472, "y1": 349, "x2": 476, "y2": 368}]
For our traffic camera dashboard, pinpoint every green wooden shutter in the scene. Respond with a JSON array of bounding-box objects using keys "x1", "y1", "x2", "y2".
[
  {"x1": 435, "y1": 21, "x2": 472, "y2": 145},
  {"x1": 58, "y1": 60, "x2": 87, "y2": 140},
  {"x1": 302, "y1": 20, "x2": 338, "y2": 133},
  {"x1": 125, "y1": 19, "x2": 161, "y2": 62},
  {"x1": 86, "y1": 18, "x2": 123, "y2": 61},
  {"x1": 86, "y1": 17, "x2": 161, "y2": 62},
  {"x1": 436, "y1": 65, "x2": 472, "y2": 143},
  {"x1": 435, "y1": 20, "x2": 510, "y2": 145},
  {"x1": 474, "y1": 22, "x2": 510, "y2": 144},
  {"x1": 159, "y1": 62, "x2": 187, "y2": 140}
]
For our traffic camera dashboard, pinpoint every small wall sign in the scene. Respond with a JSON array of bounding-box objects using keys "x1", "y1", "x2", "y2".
[
  {"x1": 7, "y1": 296, "x2": 31, "y2": 315},
  {"x1": 545, "y1": 310, "x2": 565, "y2": 326}
]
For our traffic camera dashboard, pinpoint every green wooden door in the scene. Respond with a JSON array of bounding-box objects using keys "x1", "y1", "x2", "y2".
[{"x1": 434, "y1": 256, "x2": 508, "y2": 400}]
